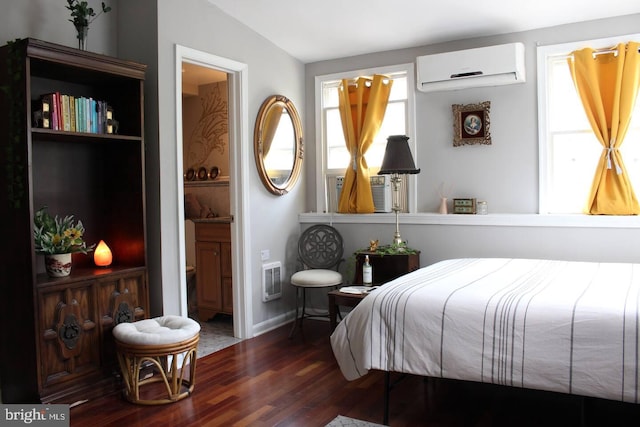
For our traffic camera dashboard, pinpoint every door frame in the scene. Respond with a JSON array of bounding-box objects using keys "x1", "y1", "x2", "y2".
[{"x1": 174, "y1": 44, "x2": 252, "y2": 339}]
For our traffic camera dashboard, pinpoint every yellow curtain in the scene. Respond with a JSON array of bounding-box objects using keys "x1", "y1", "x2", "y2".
[
  {"x1": 337, "y1": 75, "x2": 393, "y2": 213},
  {"x1": 568, "y1": 41, "x2": 640, "y2": 214},
  {"x1": 262, "y1": 104, "x2": 283, "y2": 157}
]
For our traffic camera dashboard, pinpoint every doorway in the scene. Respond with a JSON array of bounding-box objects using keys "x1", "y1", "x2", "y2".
[{"x1": 175, "y1": 45, "x2": 252, "y2": 341}]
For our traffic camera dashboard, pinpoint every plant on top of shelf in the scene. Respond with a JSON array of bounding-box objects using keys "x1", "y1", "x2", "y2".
[
  {"x1": 66, "y1": 0, "x2": 111, "y2": 29},
  {"x1": 66, "y1": 0, "x2": 111, "y2": 49},
  {"x1": 33, "y1": 206, "x2": 95, "y2": 255}
]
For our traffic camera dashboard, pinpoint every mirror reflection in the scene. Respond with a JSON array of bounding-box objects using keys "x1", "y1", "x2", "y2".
[{"x1": 254, "y1": 95, "x2": 303, "y2": 195}]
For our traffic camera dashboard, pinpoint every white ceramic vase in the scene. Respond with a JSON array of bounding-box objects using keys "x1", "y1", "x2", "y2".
[
  {"x1": 439, "y1": 197, "x2": 448, "y2": 214},
  {"x1": 45, "y1": 253, "x2": 72, "y2": 277}
]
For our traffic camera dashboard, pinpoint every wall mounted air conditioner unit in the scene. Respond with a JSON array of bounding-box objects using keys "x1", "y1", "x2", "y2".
[
  {"x1": 416, "y1": 42, "x2": 525, "y2": 92},
  {"x1": 336, "y1": 175, "x2": 392, "y2": 213}
]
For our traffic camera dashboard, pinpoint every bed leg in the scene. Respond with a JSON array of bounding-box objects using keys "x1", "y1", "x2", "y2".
[
  {"x1": 579, "y1": 396, "x2": 589, "y2": 427},
  {"x1": 383, "y1": 371, "x2": 390, "y2": 425}
]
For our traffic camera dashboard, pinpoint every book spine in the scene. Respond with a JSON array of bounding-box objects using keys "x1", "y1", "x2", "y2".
[
  {"x1": 97, "y1": 101, "x2": 104, "y2": 134},
  {"x1": 85, "y1": 97, "x2": 90, "y2": 133},
  {"x1": 69, "y1": 96, "x2": 76, "y2": 132},
  {"x1": 52, "y1": 92, "x2": 59, "y2": 130},
  {"x1": 88, "y1": 98, "x2": 94, "y2": 133},
  {"x1": 74, "y1": 97, "x2": 80, "y2": 132},
  {"x1": 78, "y1": 97, "x2": 85, "y2": 132},
  {"x1": 61, "y1": 94, "x2": 70, "y2": 131}
]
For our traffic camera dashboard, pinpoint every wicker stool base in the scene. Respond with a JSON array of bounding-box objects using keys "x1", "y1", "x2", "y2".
[{"x1": 115, "y1": 333, "x2": 199, "y2": 405}]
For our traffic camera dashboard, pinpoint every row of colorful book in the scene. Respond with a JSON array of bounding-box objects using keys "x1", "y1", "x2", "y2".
[{"x1": 38, "y1": 92, "x2": 116, "y2": 134}]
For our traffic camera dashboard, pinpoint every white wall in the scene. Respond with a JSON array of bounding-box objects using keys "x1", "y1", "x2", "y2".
[{"x1": 303, "y1": 14, "x2": 640, "y2": 269}]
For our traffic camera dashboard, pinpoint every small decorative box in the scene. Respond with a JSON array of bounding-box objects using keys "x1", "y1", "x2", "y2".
[{"x1": 453, "y1": 198, "x2": 476, "y2": 214}]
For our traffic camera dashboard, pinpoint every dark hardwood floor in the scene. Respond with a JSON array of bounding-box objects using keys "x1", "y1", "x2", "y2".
[{"x1": 70, "y1": 320, "x2": 640, "y2": 426}]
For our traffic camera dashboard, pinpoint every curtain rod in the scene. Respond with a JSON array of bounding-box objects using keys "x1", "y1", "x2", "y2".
[
  {"x1": 586, "y1": 44, "x2": 640, "y2": 58},
  {"x1": 562, "y1": 45, "x2": 640, "y2": 60}
]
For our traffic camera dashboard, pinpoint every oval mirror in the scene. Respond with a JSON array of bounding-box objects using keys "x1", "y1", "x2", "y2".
[{"x1": 254, "y1": 95, "x2": 303, "y2": 195}]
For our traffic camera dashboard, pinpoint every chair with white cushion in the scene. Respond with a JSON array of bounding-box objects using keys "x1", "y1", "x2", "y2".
[
  {"x1": 289, "y1": 224, "x2": 344, "y2": 337},
  {"x1": 112, "y1": 315, "x2": 200, "y2": 405}
]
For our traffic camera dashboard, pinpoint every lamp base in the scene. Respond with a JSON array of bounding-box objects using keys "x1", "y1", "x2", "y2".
[{"x1": 392, "y1": 207, "x2": 403, "y2": 246}]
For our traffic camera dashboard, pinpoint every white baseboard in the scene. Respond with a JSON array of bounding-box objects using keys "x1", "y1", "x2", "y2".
[{"x1": 251, "y1": 308, "x2": 336, "y2": 337}]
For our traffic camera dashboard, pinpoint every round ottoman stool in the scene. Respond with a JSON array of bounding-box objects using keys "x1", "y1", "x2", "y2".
[{"x1": 113, "y1": 315, "x2": 200, "y2": 405}]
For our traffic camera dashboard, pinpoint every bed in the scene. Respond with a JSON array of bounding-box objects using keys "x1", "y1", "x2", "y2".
[{"x1": 331, "y1": 258, "x2": 640, "y2": 413}]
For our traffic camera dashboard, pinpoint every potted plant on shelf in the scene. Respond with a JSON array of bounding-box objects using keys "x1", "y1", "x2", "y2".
[
  {"x1": 65, "y1": 0, "x2": 112, "y2": 50},
  {"x1": 34, "y1": 206, "x2": 95, "y2": 277}
]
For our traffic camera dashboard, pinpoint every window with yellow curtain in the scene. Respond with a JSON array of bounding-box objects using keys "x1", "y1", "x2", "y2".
[
  {"x1": 336, "y1": 75, "x2": 393, "y2": 213},
  {"x1": 567, "y1": 41, "x2": 640, "y2": 215},
  {"x1": 538, "y1": 35, "x2": 640, "y2": 214},
  {"x1": 318, "y1": 65, "x2": 412, "y2": 213}
]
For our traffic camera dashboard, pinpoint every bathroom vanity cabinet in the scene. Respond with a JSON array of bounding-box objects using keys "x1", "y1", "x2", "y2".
[{"x1": 194, "y1": 221, "x2": 233, "y2": 320}]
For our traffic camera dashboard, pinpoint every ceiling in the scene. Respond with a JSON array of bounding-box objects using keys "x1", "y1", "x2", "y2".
[{"x1": 207, "y1": 0, "x2": 640, "y2": 63}]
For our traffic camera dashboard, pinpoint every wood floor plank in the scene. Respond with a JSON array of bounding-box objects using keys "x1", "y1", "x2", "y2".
[{"x1": 70, "y1": 319, "x2": 640, "y2": 426}]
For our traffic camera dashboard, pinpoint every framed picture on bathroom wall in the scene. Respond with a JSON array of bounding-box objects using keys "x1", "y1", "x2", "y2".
[{"x1": 452, "y1": 101, "x2": 491, "y2": 146}]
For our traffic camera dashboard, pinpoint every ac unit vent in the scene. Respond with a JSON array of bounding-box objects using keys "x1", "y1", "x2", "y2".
[{"x1": 262, "y1": 262, "x2": 282, "y2": 302}]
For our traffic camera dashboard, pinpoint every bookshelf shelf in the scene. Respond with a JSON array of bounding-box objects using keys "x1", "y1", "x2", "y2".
[{"x1": 32, "y1": 127, "x2": 143, "y2": 142}]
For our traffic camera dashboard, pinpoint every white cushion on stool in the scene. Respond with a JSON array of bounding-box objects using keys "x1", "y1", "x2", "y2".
[
  {"x1": 291, "y1": 269, "x2": 342, "y2": 288},
  {"x1": 113, "y1": 315, "x2": 200, "y2": 346}
]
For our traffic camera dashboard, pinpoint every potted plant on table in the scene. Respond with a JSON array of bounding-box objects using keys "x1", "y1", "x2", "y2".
[
  {"x1": 65, "y1": 0, "x2": 112, "y2": 50},
  {"x1": 34, "y1": 206, "x2": 95, "y2": 277}
]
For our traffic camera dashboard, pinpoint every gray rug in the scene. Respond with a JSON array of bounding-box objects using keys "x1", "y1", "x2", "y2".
[
  {"x1": 325, "y1": 415, "x2": 387, "y2": 427},
  {"x1": 193, "y1": 314, "x2": 243, "y2": 358}
]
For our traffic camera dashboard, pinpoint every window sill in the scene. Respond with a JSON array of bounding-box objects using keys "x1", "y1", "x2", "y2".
[{"x1": 299, "y1": 212, "x2": 640, "y2": 229}]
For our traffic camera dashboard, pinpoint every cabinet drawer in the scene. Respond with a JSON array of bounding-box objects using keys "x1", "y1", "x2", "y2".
[{"x1": 195, "y1": 222, "x2": 231, "y2": 242}]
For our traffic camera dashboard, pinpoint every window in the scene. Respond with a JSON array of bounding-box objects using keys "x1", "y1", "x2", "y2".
[
  {"x1": 315, "y1": 64, "x2": 416, "y2": 213},
  {"x1": 538, "y1": 34, "x2": 640, "y2": 214}
]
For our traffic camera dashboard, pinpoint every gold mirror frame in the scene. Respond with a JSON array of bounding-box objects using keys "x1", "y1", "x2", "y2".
[{"x1": 253, "y1": 95, "x2": 304, "y2": 195}]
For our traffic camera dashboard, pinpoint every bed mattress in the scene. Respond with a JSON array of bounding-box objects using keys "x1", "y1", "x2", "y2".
[{"x1": 330, "y1": 258, "x2": 640, "y2": 403}]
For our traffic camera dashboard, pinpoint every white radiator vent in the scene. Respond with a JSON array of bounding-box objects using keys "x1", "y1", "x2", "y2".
[{"x1": 262, "y1": 262, "x2": 282, "y2": 302}]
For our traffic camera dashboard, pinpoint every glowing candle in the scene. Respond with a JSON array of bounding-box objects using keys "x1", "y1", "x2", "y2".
[{"x1": 94, "y1": 240, "x2": 113, "y2": 267}]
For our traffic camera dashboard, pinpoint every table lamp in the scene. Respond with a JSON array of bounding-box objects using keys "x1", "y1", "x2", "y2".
[{"x1": 378, "y1": 135, "x2": 420, "y2": 245}]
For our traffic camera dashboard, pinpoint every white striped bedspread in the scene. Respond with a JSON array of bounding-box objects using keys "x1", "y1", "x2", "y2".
[{"x1": 330, "y1": 258, "x2": 640, "y2": 403}]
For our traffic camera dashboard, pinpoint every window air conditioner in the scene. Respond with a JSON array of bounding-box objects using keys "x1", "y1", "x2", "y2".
[{"x1": 336, "y1": 175, "x2": 392, "y2": 213}]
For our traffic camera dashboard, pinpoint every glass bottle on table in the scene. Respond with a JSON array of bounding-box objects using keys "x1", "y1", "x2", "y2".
[{"x1": 363, "y1": 255, "x2": 373, "y2": 286}]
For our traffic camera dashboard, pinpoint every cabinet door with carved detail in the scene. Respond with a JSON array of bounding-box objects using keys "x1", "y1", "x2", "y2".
[
  {"x1": 37, "y1": 280, "x2": 100, "y2": 395},
  {"x1": 96, "y1": 268, "x2": 148, "y2": 367}
]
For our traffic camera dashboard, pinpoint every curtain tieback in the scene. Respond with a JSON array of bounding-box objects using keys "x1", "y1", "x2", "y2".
[
  {"x1": 606, "y1": 140, "x2": 622, "y2": 174},
  {"x1": 351, "y1": 151, "x2": 365, "y2": 172},
  {"x1": 350, "y1": 148, "x2": 358, "y2": 171}
]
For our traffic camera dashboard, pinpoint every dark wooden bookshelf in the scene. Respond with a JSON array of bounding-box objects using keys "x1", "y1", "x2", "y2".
[{"x1": 0, "y1": 38, "x2": 148, "y2": 404}]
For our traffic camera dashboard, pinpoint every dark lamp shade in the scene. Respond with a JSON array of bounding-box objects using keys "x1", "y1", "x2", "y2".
[{"x1": 378, "y1": 135, "x2": 420, "y2": 175}]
